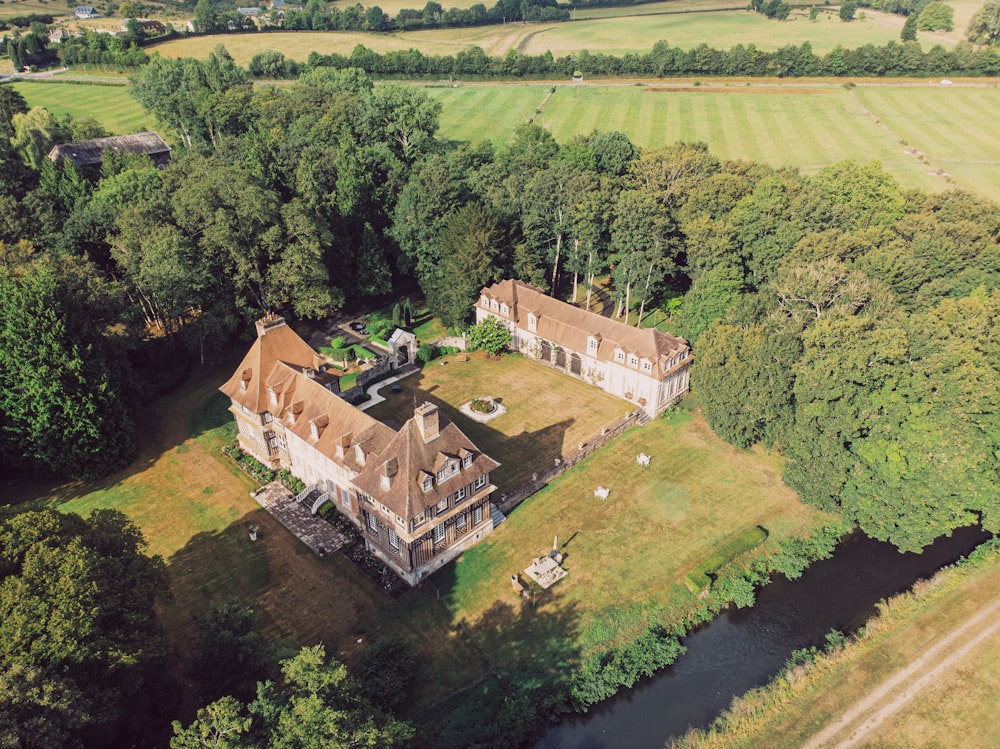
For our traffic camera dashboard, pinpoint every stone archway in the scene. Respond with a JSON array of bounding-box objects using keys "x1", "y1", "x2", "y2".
[
  {"x1": 569, "y1": 352, "x2": 582, "y2": 375},
  {"x1": 554, "y1": 347, "x2": 566, "y2": 368}
]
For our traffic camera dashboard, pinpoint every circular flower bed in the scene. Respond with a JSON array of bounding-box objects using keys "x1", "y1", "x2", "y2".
[{"x1": 470, "y1": 397, "x2": 497, "y2": 414}]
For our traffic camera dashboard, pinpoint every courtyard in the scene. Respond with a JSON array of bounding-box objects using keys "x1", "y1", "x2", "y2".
[{"x1": 364, "y1": 351, "x2": 631, "y2": 491}]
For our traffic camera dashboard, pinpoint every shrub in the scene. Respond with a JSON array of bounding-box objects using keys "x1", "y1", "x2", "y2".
[
  {"x1": 359, "y1": 638, "x2": 420, "y2": 711},
  {"x1": 467, "y1": 316, "x2": 512, "y2": 355},
  {"x1": 223, "y1": 444, "x2": 275, "y2": 485},
  {"x1": 278, "y1": 468, "x2": 305, "y2": 494},
  {"x1": 685, "y1": 526, "x2": 769, "y2": 592},
  {"x1": 417, "y1": 343, "x2": 438, "y2": 363}
]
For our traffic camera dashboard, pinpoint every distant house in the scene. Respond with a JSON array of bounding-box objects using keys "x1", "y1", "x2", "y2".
[
  {"x1": 477, "y1": 279, "x2": 691, "y2": 417},
  {"x1": 48, "y1": 28, "x2": 70, "y2": 45},
  {"x1": 237, "y1": 7, "x2": 261, "y2": 17},
  {"x1": 47, "y1": 132, "x2": 171, "y2": 180},
  {"x1": 220, "y1": 315, "x2": 502, "y2": 586},
  {"x1": 75, "y1": 5, "x2": 100, "y2": 18}
]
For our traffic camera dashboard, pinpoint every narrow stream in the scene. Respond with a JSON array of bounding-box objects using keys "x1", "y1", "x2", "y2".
[{"x1": 534, "y1": 525, "x2": 991, "y2": 749}]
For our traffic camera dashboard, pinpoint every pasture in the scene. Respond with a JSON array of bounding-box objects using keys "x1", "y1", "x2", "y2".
[
  {"x1": 10, "y1": 81, "x2": 155, "y2": 135},
  {"x1": 149, "y1": 8, "x2": 945, "y2": 65}
]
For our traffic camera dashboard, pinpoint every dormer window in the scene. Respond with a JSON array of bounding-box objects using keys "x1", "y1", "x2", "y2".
[
  {"x1": 262, "y1": 411, "x2": 273, "y2": 424},
  {"x1": 500, "y1": 303, "x2": 509, "y2": 317},
  {"x1": 628, "y1": 354, "x2": 638, "y2": 368},
  {"x1": 412, "y1": 511, "x2": 426, "y2": 529},
  {"x1": 587, "y1": 336, "x2": 598, "y2": 353},
  {"x1": 463, "y1": 452, "x2": 473, "y2": 468},
  {"x1": 310, "y1": 421, "x2": 320, "y2": 440},
  {"x1": 527, "y1": 312, "x2": 537, "y2": 332},
  {"x1": 614, "y1": 349, "x2": 625, "y2": 363},
  {"x1": 422, "y1": 475, "x2": 433, "y2": 492},
  {"x1": 641, "y1": 359, "x2": 652, "y2": 373},
  {"x1": 355, "y1": 444, "x2": 366, "y2": 466},
  {"x1": 481, "y1": 295, "x2": 489, "y2": 308},
  {"x1": 268, "y1": 387, "x2": 278, "y2": 406},
  {"x1": 490, "y1": 299, "x2": 499, "y2": 312}
]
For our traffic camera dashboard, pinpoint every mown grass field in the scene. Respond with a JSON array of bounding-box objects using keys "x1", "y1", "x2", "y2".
[
  {"x1": 10, "y1": 81, "x2": 155, "y2": 135},
  {"x1": 435, "y1": 407, "x2": 831, "y2": 667},
  {"x1": 429, "y1": 82, "x2": 954, "y2": 193},
  {"x1": 364, "y1": 351, "x2": 629, "y2": 489},
  {"x1": 676, "y1": 546, "x2": 1000, "y2": 749}
]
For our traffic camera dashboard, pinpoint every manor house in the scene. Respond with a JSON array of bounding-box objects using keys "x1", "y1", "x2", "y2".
[
  {"x1": 220, "y1": 315, "x2": 500, "y2": 586},
  {"x1": 477, "y1": 280, "x2": 691, "y2": 417}
]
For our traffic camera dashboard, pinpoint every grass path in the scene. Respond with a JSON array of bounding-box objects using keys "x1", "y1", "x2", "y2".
[{"x1": 803, "y1": 593, "x2": 1000, "y2": 749}]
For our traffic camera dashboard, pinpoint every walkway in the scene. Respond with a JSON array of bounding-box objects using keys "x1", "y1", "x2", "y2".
[
  {"x1": 357, "y1": 365, "x2": 419, "y2": 411},
  {"x1": 252, "y1": 482, "x2": 353, "y2": 556}
]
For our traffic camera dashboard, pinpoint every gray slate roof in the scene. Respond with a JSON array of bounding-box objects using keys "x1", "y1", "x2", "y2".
[{"x1": 47, "y1": 131, "x2": 170, "y2": 168}]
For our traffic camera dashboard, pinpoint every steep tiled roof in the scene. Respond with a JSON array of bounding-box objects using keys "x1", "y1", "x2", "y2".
[
  {"x1": 353, "y1": 406, "x2": 500, "y2": 521},
  {"x1": 481, "y1": 279, "x2": 689, "y2": 379}
]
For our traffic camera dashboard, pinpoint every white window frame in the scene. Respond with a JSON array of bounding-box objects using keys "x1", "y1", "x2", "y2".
[
  {"x1": 463, "y1": 453, "x2": 473, "y2": 468},
  {"x1": 614, "y1": 349, "x2": 625, "y2": 363},
  {"x1": 423, "y1": 476, "x2": 433, "y2": 492},
  {"x1": 500, "y1": 303, "x2": 509, "y2": 316},
  {"x1": 628, "y1": 354, "x2": 639, "y2": 368},
  {"x1": 367, "y1": 514, "x2": 378, "y2": 532},
  {"x1": 436, "y1": 497, "x2": 449, "y2": 515},
  {"x1": 474, "y1": 474, "x2": 487, "y2": 490},
  {"x1": 388, "y1": 528, "x2": 400, "y2": 551},
  {"x1": 412, "y1": 511, "x2": 426, "y2": 528},
  {"x1": 473, "y1": 505, "x2": 483, "y2": 525},
  {"x1": 455, "y1": 486, "x2": 467, "y2": 503},
  {"x1": 642, "y1": 360, "x2": 652, "y2": 373},
  {"x1": 456, "y1": 513, "x2": 467, "y2": 531},
  {"x1": 432, "y1": 524, "x2": 446, "y2": 545}
]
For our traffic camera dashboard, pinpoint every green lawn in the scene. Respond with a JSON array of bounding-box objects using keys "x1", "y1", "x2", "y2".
[
  {"x1": 435, "y1": 408, "x2": 831, "y2": 667},
  {"x1": 11, "y1": 81, "x2": 156, "y2": 136},
  {"x1": 365, "y1": 351, "x2": 630, "y2": 489},
  {"x1": 430, "y1": 82, "x2": 949, "y2": 192},
  {"x1": 853, "y1": 85, "x2": 1000, "y2": 203}
]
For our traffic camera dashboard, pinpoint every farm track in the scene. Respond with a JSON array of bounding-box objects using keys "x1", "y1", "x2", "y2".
[{"x1": 803, "y1": 593, "x2": 1000, "y2": 749}]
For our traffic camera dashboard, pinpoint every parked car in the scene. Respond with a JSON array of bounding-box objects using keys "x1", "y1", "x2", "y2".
[{"x1": 350, "y1": 321, "x2": 368, "y2": 335}]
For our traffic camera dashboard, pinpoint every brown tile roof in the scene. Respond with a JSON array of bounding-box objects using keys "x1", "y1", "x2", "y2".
[
  {"x1": 481, "y1": 279, "x2": 689, "y2": 379},
  {"x1": 353, "y1": 406, "x2": 500, "y2": 521}
]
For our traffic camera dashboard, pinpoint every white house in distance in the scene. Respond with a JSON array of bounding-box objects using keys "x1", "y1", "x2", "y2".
[{"x1": 477, "y1": 279, "x2": 691, "y2": 417}]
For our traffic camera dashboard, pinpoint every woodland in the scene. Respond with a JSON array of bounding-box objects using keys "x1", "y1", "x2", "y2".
[{"x1": 1, "y1": 48, "x2": 999, "y2": 745}]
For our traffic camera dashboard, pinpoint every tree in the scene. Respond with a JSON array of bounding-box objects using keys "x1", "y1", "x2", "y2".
[
  {"x1": 839, "y1": 1, "x2": 857, "y2": 20},
  {"x1": 466, "y1": 316, "x2": 513, "y2": 355},
  {"x1": 967, "y1": 0, "x2": 1000, "y2": 43},
  {"x1": 901, "y1": 11, "x2": 919, "y2": 39},
  {"x1": 172, "y1": 645, "x2": 413, "y2": 749},
  {"x1": 0, "y1": 507, "x2": 170, "y2": 749},
  {"x1": 423, "y1": 203, "x2": 510, "y2": 329},
  {"x1": 0, "y1": 249, "x2": 135, "y2": 480},
  {"x1": 918, "y1": 1, "x2": 953, "y2": 31}
]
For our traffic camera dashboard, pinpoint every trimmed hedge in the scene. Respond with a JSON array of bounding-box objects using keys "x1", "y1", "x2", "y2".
[{"x1": 686, "y1": 526, "x2": 769, "y2": 592}]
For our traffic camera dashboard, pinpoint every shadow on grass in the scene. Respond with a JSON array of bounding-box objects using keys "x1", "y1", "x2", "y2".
[{"x1": 410, "y1": 588, "x2": 585, "y2": 749}]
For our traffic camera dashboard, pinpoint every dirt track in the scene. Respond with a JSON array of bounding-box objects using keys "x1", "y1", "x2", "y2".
[{"x1": 802, "y1": 594, "x2": 1000, "y2": 749}]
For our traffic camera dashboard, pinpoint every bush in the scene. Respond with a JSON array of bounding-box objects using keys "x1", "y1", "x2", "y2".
[
  {"x1": 278, "y1": 468, "x2": 305, "y2": 494},
  {"x1": 417, "y1": 343, "x2": 438, "y2": 363},
  {"x1": 223, "y1": 444, "x2": 275, "y2": 485},
  {"x1": 685, "y1": 526, "x2": 769, "y2": 592},
  {"x1": 359, "y1": 638, "x2": 420, "y2": 711},
  {"x1": 467, "y1": 316, "x2": 512, "y2": 355}
]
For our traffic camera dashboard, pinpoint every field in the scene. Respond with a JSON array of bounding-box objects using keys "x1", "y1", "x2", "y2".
[
  {"x1": 435, "y1": 406, "x2": 831, "y2": 667},
  {"x1": 429, "y1": 81, "x2": 966, "y2": 195},
  {"x1": 10, "y1": 81, "x2": 155, "y2": 135},
  {"x1": 364, "y1": 351, "x2": 630, "y2": 489},
  {"x1": 149, "y1": 8, "x2": 944, "y2": 64},
  {"x1": 676, "y1": 546, "x2": 1000, "y2": 749}
]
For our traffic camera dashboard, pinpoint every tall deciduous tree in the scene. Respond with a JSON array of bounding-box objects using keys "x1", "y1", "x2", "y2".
[{"x1": 0, "y1": 507, "x2": 170, "y2": 748}]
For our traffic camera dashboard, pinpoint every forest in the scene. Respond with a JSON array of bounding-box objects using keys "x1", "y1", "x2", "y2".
[{"x1": 1, "y1": 52, "x2": 998, "y2": 745}]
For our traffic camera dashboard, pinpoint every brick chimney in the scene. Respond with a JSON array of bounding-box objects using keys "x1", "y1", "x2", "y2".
[
  {"x1": 255, "y1": 313, "x2": 286, "y2": 338},
  {"x1": 414, "y1": 402, "x2": 440, "y2": 443}
]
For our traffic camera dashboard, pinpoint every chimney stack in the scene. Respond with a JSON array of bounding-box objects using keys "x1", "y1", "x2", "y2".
[
  {"x1": 414, "y1": 402, "x2": 440, "y2": 443},
  {"x1": 255, "y1": 313, "x2": 286, "y2": 338}
]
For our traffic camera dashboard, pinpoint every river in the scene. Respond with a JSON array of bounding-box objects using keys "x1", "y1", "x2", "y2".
[{"x1": 533, "y1": 524, "x2": 991, "y2": 749}]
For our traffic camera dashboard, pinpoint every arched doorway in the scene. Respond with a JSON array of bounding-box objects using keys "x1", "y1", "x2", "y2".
[
  {"x1": 539, "y1": 340, "x2": 551, "y2": 361},
  {"x1": 554, "y1": 347, "x2": 566, "y2": 369},
  {"x1": 570, "y1": 352, "x2": 582, "y2": 375}
]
